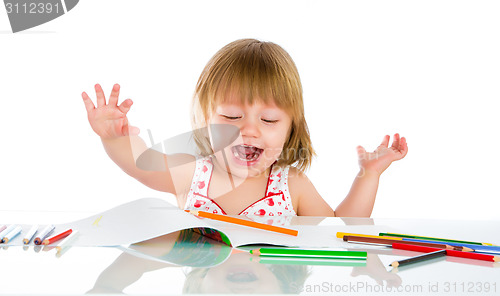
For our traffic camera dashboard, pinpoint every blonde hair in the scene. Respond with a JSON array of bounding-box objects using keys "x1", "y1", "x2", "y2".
[{"x1": 191, "y1": 39, "x2": 315, "y2": 172}]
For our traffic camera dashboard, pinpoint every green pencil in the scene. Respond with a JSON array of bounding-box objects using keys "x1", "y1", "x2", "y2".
[
  {"x1": 379, "y1": 232, "x2": 496, "y2": 246},
  {"x1": 249, "y1": 248, "x2": 367, "y2": 259},
  {"x1": 251, "y1": 256, "x2": 367, "y2": 267}
]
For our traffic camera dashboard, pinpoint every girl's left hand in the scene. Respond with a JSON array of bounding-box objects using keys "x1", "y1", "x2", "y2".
[{"x1": 357, "y1": 133, "x2": 408, "y2": 177}]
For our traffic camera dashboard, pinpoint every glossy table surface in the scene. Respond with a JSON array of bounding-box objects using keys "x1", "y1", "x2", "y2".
[{"x1": 0, "y1": 210, "x2": 499, "y2": 295}]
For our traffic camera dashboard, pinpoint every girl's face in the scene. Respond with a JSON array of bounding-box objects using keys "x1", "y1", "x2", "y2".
[
  {"x1": 208, "y1": 96, "x2": 292, "y2": 180},
  {"x1": 199, "y1": 252, "x2": 282, "y2": 294}
]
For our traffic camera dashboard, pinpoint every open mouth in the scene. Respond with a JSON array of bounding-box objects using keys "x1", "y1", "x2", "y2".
[
  {"x1": 226, "y1": 271, "x2": 258, "y2": 283},
  {"x1": 231, "y1": 145, "x2": 264, "y2": 162}
]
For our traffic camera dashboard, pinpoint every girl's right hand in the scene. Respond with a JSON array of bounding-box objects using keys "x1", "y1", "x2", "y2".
[{"x1": 82, "y1": 83, "x2": 140, "y2": 139}]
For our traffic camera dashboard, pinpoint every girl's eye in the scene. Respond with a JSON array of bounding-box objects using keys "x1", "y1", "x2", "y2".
[
  {"x1": 262, "y1": 119, "x2": 279, "y2": 124},
  {"x1": 221, "y1": 115, "x2": 241, "y2": 120}
]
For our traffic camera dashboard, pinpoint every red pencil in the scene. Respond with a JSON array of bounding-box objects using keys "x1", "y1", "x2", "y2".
[
  {"x1": 42, "y1": 229, "x2": 72, "y2": 245},
  {"x1": 392, "y1": 243, "x2": 500, "y2": 262},
  {"x1": 446, "y1": 255, "x2": 498, "y2": 268}
]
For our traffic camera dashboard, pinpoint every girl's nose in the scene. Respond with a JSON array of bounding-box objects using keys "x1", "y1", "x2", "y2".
[{"x1": 240, "y1": 118, "x2": 260, "y2": 138}]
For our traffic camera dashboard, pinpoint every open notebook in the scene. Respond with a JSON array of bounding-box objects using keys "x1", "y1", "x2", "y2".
[{"x1": 3, "y1": 198, "x2": 394, "y2": 248}]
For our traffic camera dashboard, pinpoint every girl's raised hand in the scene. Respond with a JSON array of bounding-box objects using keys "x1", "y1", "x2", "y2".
[
  {"x1": 356, "y1": 133, "x2": 408, "y2": 177},
  {"x1": 82, "y1": 84, "x2": 140, "y2": 139}
]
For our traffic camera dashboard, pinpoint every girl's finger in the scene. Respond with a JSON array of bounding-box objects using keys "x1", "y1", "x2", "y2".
[
  {"x1": 129, "y1": 126, "x2": 140, "y2": 136},
  {"x1": 390, "y1": 133, "x2": 400, "y2": 149},
  {"x1": 95, "y1": 84, "x2": 106, "y2": 107},
  {"x1": 108, "y1": 83, "x2": 120, "y2": 107},
  {"x1": 356, "y1": 145, "x2": 367, "y2": 159},
  {"x1": 379, "y1": 135, "x2": 390, "y2": 148},
  {"x1": 400, "y1": 137, "x2": 408, "y2": 157},
  {"x1": 118, "y1": 99, "x2": 133, "y2": 114},
  {"x1": 82, "y1": 92, "x2": 95, "y2": 113},
  {"x1": 393, "y1": 137, "x2": 408, "y2": 160},
  {"x1": 122, "y1": 125, "x2": 140, "y2": 136}
]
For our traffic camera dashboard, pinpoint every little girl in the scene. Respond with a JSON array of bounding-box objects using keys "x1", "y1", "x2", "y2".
[{"x1": 82, "y1": 39, "x2": 407, "y2": 217}]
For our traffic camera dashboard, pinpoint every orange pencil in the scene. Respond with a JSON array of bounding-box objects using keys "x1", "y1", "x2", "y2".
[
  {"x1": 189, "y1": 210, "x2": 298, "y2": 236},
  {"x1": 42, "y1": 229, "x2": 72, "y2": 245}
]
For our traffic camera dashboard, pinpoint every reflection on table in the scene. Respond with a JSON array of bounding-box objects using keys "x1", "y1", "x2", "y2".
[
  {"x1": 0, "y1": 216, "x2": 499, "y2": 295},
  {"x1": 87, "y1": 228, "x2": 403, "y2": 294}
]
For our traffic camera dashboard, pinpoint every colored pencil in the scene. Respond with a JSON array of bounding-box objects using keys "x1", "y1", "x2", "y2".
[
  {"x1": 390, "y1": 249, "x2": 447, "y2": 267},
  {"x1": 42, "y1": 229, "x2": 72, "y2": 245},
  {"x1": 250, "y1": 248, "x2": 367, "y2": 259},
  {"x1": 446, "y1": 249, "x2": 500, "y2": 262},
  {"x1": 343, "y1": 235, "x2": 473, "y2": 252},
  {"x1": 0, "y1": 225, "x2": 6, "y2": 233},
  {"x1": 189, "y1": 210, "x2": 298, "y2": 236},
  {"x1": 380, "y1": 232, "x2": 496, "y2": 246},
  {"x1": 402, "y1": 238, "x2": 500, "y2": 255},
  {"x1": 0, "y1": 225, "x2": 16, "y2": 240},
  {"x1": 56, "y1": 230, "x2": 79, "y2": 252},
  {"x1": 23, "y1": 225, "x2": 38, "y2": 245},
  {"x1": 56, "y1": 246, "x2": 71, "y2": 258},
  {"x1": 392, "y1": 243, "x2": 500, "y2": 262},
  {"x1": 337, "y1": 232, "x2": 499, "y2": 254},
  {"x1": 337, "y1": 232, "x2": 402, "y2": 240},
  {"x1": 446, "y1": 255, "x2": 499, "y2": 268},
  {"x1": 2, "y1": 225, "x2": 23, "y2": 243},
  {"x1": 42, "y1": 245, "x2": 57, "y2": 252},
  {"x1": 251, "y1": 256, "x2": 367, "y2": 267},
  {"x1": 34, "y1": 225, "x2": 55, "y2": 245},
  {"x1": 390, "y1": 254, "x2": 447, "y2": 273}
]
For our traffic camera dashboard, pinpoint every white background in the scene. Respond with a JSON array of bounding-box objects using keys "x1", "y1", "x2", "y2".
[{"x1": 1, "y1": 0, "x2": 499, "y2": 220}]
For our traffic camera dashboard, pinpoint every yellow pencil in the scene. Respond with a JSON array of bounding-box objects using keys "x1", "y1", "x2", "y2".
[{"x1": 336, "y1": 232, "x2": 403, "y2": 240}]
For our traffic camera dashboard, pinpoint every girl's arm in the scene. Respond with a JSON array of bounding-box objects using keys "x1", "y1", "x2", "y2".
[
  {"x1": 334, "y1": 170, "x2": 379, "y2": 217},
  {"x1": 336, "y1": 134, "x2": 408, "y2": 217},
  {"x1": 100, "y1": 135, "x2": 177, "y2": 193}
]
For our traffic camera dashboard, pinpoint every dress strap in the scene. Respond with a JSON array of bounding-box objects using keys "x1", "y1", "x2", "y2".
[
  {"x1": 265, "y1": 162, "x2": 286, "y2": 196},
  {"x1": 184, "y1": 157, "x2": 213, "y2": 209}
]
